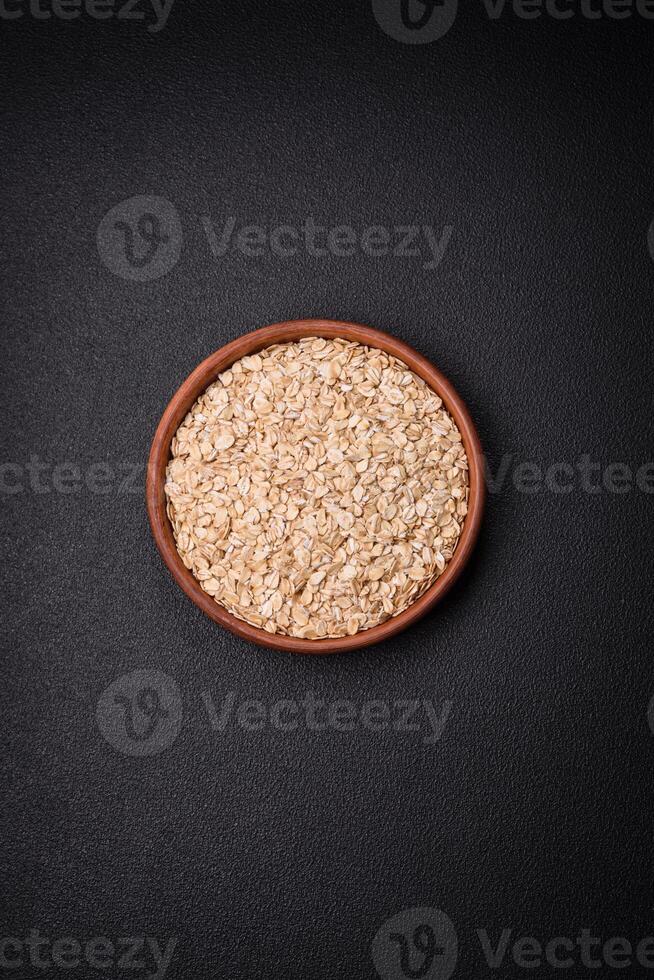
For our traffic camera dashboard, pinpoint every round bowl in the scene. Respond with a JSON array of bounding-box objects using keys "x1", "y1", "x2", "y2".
[{"x1": 146, "y1": 319, "x2": 484, "y2": 654}]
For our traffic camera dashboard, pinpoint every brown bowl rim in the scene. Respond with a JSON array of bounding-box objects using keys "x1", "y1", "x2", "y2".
[{"x1": 146, "y1": 319, "x2": 484, "y2": 654}]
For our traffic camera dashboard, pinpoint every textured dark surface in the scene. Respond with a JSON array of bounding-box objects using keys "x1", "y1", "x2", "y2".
[{"x1": 2, "y1": 2, "x2": 654, "y2": 978}]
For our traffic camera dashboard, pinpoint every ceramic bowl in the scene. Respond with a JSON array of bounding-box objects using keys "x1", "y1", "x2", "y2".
[{"x1": 146, "y1": 319, "x2": 484, "y2": 654}]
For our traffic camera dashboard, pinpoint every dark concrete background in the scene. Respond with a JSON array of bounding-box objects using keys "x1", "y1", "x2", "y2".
[{"x1": 2, "y1": 1, "x2": 654, "y2": 977}]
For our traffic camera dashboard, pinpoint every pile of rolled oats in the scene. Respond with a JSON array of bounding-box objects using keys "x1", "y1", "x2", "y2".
[{"x1": 165, "y1": 338, "x2": 469, "y2": 639}]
